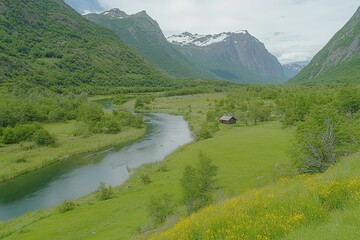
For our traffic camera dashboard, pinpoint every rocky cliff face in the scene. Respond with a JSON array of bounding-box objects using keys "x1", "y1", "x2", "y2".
[
  {"x1": 168, "y1": 31, "x2": 286, "y2": 83},
  {"x1": 290, "y1": 7, "x2": 360, "y2": 84}
]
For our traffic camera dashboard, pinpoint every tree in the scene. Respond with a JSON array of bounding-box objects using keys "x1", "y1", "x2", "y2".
[
  {"x1": 181, "y1": 153, "x2": 218, "y2": 214},
  {"x1": 147, "y1": 194, "x2": 176, "y2": 224},
  {"x1": 95, "y1": 182, "x2": 113, "y2": 201},
  {"x1": 33, "y1": 129, "x2": 56, "y2": 146},
  {"x1": 296, "y1": 118, "x2": 336, "y2": 173}
]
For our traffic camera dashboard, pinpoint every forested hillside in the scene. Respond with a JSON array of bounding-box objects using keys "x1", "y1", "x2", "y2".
[
  {"x1": 86, "y1": 9, "x2": 214, "y2": 79},
  {"x1": 0, "y1": 0, "x2": 167, "y2": 94}
]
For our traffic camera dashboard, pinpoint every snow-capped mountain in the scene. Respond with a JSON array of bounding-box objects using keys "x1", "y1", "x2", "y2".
[
  {"x1": 282, "y1": 62, "x2": 308, "y2": 79},
  {"x1": 87, "y1": 9, "x2": 286, "y2": 83},
  {"x1": 168, "y1": 31, "x2": 286, "y2": 83},
  {"x1": 167, "y1": 30, "x2": 248, "y2": 47}
]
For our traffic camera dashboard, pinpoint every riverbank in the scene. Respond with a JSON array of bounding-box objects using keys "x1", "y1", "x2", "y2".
[
  {"x1": 0, "y1": 121, "x2": 146, "y2": 182},
  {"x1": 0, "y1": 121, "x2": 293, "y2": 239}
]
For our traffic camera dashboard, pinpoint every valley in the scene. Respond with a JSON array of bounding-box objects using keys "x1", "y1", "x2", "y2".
[
  {"x1": 0, "y1": 93, "x2": 293, "y2": 239},
  {"x1": 1, "y1": 0, "x2": 360, "y2": 239}
]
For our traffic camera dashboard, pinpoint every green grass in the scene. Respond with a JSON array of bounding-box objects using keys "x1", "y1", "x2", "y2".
[
  {"x1": 283, "y1": 205, "x2": 360, "y2": 240},
  {"x1": 0, "y1": 122, "x2": 293, "y2": 240},
  {"x1": 149, "y1": 152, "x2": 360, "y2": 239},
  {"x1": 146, "y1": 93, "x2": 226, "y2": 131},
  {"x1": 0, "y1": 121, "x2": 145, "y2": 182}
]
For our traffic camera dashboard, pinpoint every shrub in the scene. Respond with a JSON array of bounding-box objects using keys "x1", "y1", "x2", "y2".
[
  {"x1": 112, "y1": 95, "x2": 131, "y2": 105},
  {"x1": 113, "y1": 110, "x2": 144, "y2": 128},
  {"x1": 57, "y1": 201, "x2": 76, "y2": 213},
  {"x1": 197, "y1": 122, "x2": 219, "y2": 140},
  {"x1": 134, "y1": 95, "x2": 155, "y2": 109},
  {"x1": 3, "y1": 123, "x2": 42, "y2": 144},
  {"x1": 148, "y1": 194, "x2": 176, "y2": 223},
  {"x1": 101, "y1": 118, "x2": 121, "y2": 134},
  {"x1": 73, "y1": 121, "x2": 92, "y2": 138},
  {"x1": 33, "y1": 129, "x2": 56, "y2": 146},
  {"x1": 95, "y1": 182, "x2": 113, "y2": 201},
  {"x1": 140, "y1": 174, "x2": 151, "y2": 184}
]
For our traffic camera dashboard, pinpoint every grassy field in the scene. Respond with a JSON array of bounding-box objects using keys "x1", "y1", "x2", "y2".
[
  {"x1": 0, "y1": 121, "x2": 145, "y2": 182},
  {"x1": 0, "y1": 121, "x2": 293, "y2": 239},
  {"x1": 149, "y1": 152, "x2": 360, "y2": 239},
  {"x1": 146, "y1": 93, "x2": 226, "y2": 131}
]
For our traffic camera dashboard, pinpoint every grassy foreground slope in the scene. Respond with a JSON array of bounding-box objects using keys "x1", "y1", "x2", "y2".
[
  {"x1": 0, "y1": 122, "x2": 292, "y2": 240},
  {"x1": 148, "y1": 152, "x2": 360, "y2": 240}
]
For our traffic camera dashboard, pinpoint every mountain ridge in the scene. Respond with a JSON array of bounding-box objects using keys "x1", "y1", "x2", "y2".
[
  {"x1": 289, "y1": 6, "x2": 360, "y2": 84},
  {"x1": 86, "y1": 9, "x2": 214, "y2": 78}
]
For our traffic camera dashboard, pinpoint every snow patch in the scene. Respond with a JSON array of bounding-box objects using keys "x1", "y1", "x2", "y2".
[
  {"x1": 235, "y1": 30, "x2": 247, "y2": 34},
  {"x1": 101, "y1": 9, "x2": 127, "y2": 19},
  {"x1": 167, "y1": 30, "x2": 249, "y2": 47}
]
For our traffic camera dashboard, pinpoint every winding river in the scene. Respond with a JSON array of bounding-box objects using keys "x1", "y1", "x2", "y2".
[{"x1": 0, "y1": 110, "x2": 193, "y2": 221}]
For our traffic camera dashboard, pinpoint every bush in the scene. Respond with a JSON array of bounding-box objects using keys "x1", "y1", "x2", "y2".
[
  {"x1": 148, "y1": 194, "x2": 176, "y2": 223},
  {"x1": 112, "y1": 95, "x2": 131, "y2": 105},
  {"x1": 140, "y1": 174, "x2": 151, "y2": 184},
  {"x1": 73, "y1": 121, "x2": 92, "y2": 138},
  {"x1": 101, "y1": 117, "x2": 121, "y2": 134},
  {"x1": 57, "y1": 201, "x2": 76, "y2": 213},
  {"x1": 113, "y1": 110, "x2": 144, "y2": 128},
  {"x1": 33, "y1": 129, "x2": 56, "y2": 146},
  {"x1": 197, "y1": 122, "x2": 219, "y2": 140},
  {"x1": 134, "y1": 95, "x2": 155, "y2": 109},
  {"x1": 3, "y1": 123, "x2": 42, "y2": 144},
  {"x1": 95, "y1": 182, "x2": 113, "y2": 201}
]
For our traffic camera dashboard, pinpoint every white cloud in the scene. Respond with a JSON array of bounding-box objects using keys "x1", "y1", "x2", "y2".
[{"x1": 96, "y1": 0, "x2": 359, "y2": 63}]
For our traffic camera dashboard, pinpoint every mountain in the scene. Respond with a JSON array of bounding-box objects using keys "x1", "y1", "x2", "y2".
[
  {"x1": 85, "y1": 9, "x2": 213, "y2": 78},
  {"x1": 282, "y1": 61, "x2": 308, "y2": 79},
  {"x1": 168, "y1": 31, "x2": 286, "y2": 83},
  {"x1": 290, "y1": 7, "x2": 360, "y2": 84},
  {"x1": 0, "y1": 0, "x2": 165, "y2": 93}
]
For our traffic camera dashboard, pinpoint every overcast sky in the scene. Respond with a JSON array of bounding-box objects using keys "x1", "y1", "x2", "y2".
[{"x1": 65, "y1": 0, "x2": 359, "y2": 64}]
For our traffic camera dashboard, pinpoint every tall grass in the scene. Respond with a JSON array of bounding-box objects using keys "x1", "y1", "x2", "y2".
[{"x1": 148, "y1": 153, "x2": 360, "y2": 239}]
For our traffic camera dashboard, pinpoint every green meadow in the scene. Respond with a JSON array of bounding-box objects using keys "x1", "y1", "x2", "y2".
[
  {"x1": 149, "y1": 152, "x2": 360, "y2": 239},
  {"x1": 2, "y1": 88, "x2": 359, "y2": 240},
  {"x1": 0, "y1": 116, "x2": 292, "y2": 239},
  {"x1": 145, "y1": 93, "x2": 226, "y2": 131},
  {"x1": 0, "y1": 121, "x2": 145, "y2": 182}
]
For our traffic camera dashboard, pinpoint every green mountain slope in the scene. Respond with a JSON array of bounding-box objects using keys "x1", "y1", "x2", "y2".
[
  {"x1": 0, "y1": 0, "x2": 166, "y2": 93},
  {"x1": 85, "y1": 9, "x2": 214, "y2": 79},
  {"x1": 290, "y1": 7, "x2": 360, "y2": 84}
]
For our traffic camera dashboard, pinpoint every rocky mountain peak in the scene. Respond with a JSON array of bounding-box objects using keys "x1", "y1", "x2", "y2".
[
  {"x1": 101, "y1": 8, "x2": 128, "y2": 19},
  {"x1": 136, "y1": 10, "x2": 147, "y2": 15}
]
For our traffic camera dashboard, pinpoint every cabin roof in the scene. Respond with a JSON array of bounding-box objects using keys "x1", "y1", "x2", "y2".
[{"x1": 219, "y1": 115, "x2": 236, "y2": 121}]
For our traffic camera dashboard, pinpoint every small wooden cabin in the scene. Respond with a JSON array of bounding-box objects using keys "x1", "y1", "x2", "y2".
[{"x1": 219, "y1": 115, "x2": 237, "y2": 124}]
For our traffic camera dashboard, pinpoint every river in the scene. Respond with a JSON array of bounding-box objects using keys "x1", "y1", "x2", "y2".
[{"x1": 0, "y1": 111, "x2": 193, "y2": 221}]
